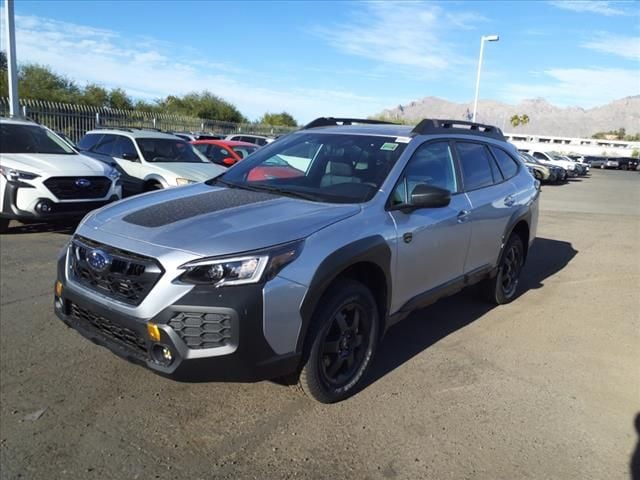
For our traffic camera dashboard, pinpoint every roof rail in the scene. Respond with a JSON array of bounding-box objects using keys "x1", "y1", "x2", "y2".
[
  {"x1": 411, "y1": 119, "x2": 505, "y2": 140},
  {"x1": 303, "y1": 117, "x2": 397, "y2": 129},
  {"x1": 94, "y1": 126, "x2": 164, "y2": 132}
]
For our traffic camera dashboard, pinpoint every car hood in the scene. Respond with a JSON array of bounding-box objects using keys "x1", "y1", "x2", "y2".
[
  {"x1": 149, "y1": 162, "x2": 225, "y2": 182},
  {"x1": 0, "y1": 152, "x2": 111, "y2": 175},
  {"x1": 81, "y1": 184, "x2": 361, "y2": 257}
]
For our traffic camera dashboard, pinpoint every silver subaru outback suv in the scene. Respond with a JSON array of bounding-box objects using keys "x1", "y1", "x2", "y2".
[{"x1": 54, "y1": 118, "x2": 539, "y2": 403}]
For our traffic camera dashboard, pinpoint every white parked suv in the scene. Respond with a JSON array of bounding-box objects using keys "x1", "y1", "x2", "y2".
[
  {"x1": 78, "y1": 128, "x2": 225, "y2": 196},
  {"x1": 224, "y1": 134, "x2": 274, "y2": 146},
  {"x1": 519, "y1": 149, "x2": 577, "y2": 176},
  {"x1": 0, "y1": 118, "x2": 122, "y2": 233}
]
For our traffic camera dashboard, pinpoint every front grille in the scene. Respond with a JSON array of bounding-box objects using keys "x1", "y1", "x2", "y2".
[
  {"x1": 68, "y1": 302, "x2": 147, "y2": 355},
  {"x1": 168, "y1": 312, "x2": 233, "y2": 349},
  {"x1": 69, "y1": 236, "x2": 164, "y2": 306},
  {"x1": 50, "y1": 200, "x2": 112, "y2": 215},
  {"x1": 44, "y1": 176, "x2": 111, "y2": 200}
]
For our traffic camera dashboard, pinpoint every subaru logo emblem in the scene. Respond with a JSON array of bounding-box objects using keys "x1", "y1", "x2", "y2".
[
  {"x1": 75, "y1": 178, "x2": 91, "y2": 188},
  {"x1": 86, "y1": 249, "x2": 111, "y2": 272}
]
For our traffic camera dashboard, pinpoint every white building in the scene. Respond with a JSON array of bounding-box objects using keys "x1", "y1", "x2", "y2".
[{"x1": 505, "y1": 132, "x2": 639, "y2": 157}]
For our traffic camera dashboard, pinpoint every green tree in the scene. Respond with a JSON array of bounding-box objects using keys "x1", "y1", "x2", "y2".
[
  {"x1": 108, "y1": 88, "x2": 133, "y2": 110},
  {"x1": 157, "y1": 91, "x2": 246, "y2": 122},
  {"x1": 258, "y1": 112, "x2": 298, "y2": 127},
  {"x1": 631, "y1": 149, "x2": 639, "y2": 159},
  {"x1": 80, "y1": 83, "x2": 109, "y2": 107},
  {"x1": 510, "y1": 114, "x2": 530, "y2": 128},
  {"x1": 18, "y1": 64, "x2": 80, "y2": 103}
]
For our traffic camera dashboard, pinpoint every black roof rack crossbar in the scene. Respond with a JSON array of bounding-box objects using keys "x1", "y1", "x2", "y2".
[
  {"x1": 303, "y1": 117, "x2": 397, "y2": 129},
  {"x1": 411, "y1": 119, "x2": 505, "y2": 140}
]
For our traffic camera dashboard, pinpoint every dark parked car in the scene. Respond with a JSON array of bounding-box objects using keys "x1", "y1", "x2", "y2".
[{"x1": 616, "y1": 157, "x2": 639, "y2": 171}]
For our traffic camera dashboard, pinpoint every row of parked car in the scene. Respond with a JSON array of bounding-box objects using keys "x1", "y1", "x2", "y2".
[
  {"x1": 0, "y1": 117, "x2": 634, "y2": 233},
  {"x1": 518, "y1": 149, "x2": 591, "y2": 184}
]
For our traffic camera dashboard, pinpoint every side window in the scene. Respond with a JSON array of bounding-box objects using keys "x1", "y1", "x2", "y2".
[
  {"x1": 455, "y1": 142, "x2": 495, "y2": 191},
  {"x1": 391, "y1": 141, "x2": 457, "y2": 206},
  {"x1": 112, "y1": 136, "x2": 137, "y2": 158},
  {"x1": 209, "y1": 146, "x2": 230, "y2": 163},
  {"x1": 193, "y1": 144, "x2": 209, "y2": 155},
  {"x1": 490, "y1": 146, "x2": 519, "y2": 180},
  {"x1": 533, "y1": 152, "x2": 546, "y2": 160},
  {"x1": 93, "y1": 134, "x2": 118, "y2": 156},
  {"x1": 77, "y1": 134, "x2": 103, "y2": 151}
]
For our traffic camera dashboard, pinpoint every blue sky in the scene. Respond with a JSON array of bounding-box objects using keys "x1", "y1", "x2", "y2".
[{"x1": 1, "y1": 0, "x2": 639, "y2": 122}]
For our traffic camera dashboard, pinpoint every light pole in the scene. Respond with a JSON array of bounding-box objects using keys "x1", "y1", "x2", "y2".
[
  {"x1": 472, "y1": 34, "x2": 499, "y2": 123},
  {"x1": 4, "y1": 0, "x2": 20, "y2": 117}
]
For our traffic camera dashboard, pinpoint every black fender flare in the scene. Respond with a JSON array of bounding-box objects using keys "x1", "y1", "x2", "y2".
[
  {"x1": 296, "y1": 235, "x2": 392, "y2": 353},
  {"x1": 499, "y1": 206, "x2": 532, "y2": 267}
]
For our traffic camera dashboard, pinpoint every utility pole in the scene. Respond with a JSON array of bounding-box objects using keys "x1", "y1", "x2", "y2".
[{"x1": 4, "y1": 0, "x2": 20, "y2": 117}]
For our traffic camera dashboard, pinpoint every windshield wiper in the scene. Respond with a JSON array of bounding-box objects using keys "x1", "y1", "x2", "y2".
[{"x1": 236, "y1": 183, "x2": 321, "y2": 201}]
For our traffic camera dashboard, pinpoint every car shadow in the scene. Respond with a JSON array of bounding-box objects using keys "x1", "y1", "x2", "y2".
[
  {"x1": 632, "y1": 413, "x2": 640, "y2": 480},
  {"x1": 361, "y1": 237, "x2": 578, "y2": 391},
  {"x1": 2, "y1": 219, "x2": 80, "y2": 236}
]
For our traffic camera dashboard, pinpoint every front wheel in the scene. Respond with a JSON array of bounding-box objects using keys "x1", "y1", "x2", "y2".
[
  {"x1": 481, "y1": 234, "x2": 525, "y2": 305},
  {"x1": 299, "y1": 279, "x2": 379, "y2": 403}
]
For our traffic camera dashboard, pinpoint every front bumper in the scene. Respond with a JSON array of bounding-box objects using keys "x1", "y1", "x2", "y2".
[
  {"x1": 54, "y1": 255, "x2": 301, "y2": 382},
  {"x1": 1, "y1": 178, "x2": 121, "y2": 221}
]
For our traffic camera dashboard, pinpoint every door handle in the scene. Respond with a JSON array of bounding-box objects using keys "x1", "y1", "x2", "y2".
[
  {"x1": 457, "y1": 210, "x2": 470, "y2": 223},
  {"x1": 504, "y1": 195, "x2": 515, "y2": 207}
]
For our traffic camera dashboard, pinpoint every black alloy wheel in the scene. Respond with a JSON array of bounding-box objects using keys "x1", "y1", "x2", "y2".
[
  {"x1": 319, "y1": 302, "x2": 370, "y2": 387},
  {"x1": 480, "y1": 234, "x2": 525, "y2": 305},
  {"x1": 299, "y1": 279, "x2": 378, "y2": 403}
]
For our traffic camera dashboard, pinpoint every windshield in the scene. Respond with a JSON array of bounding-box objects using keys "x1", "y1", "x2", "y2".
[
  {"x1": 213, "y1": 132, "x2": 408, "y2": 204},
  {"x1": 231, "y1": 145, "x2": 259, "y2": 159},
  {"x1": 0, "y1": 123, "x2": 75, "y2": 155},
  {"x1": 136, "y1": 138, "x2": 208, "y2": 163},
  {"x1": 548, "y1": 152, "x2": 567, "y2": 161}
]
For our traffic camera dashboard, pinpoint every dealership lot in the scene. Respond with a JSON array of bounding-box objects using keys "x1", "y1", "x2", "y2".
[{"x1": 0, "y1": 170, "x2": 638, "y2": 479}]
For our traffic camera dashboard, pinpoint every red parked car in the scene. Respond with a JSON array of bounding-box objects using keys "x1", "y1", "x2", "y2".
[{"x1": 191, "y1": 140, "x2": 259, "y2": 166}]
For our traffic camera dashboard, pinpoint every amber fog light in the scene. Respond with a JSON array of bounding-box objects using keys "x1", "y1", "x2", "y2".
[
  {"x1": 147, "y1": 323, "x2": 161, "y2": 342},
  {"x1": 55, "y1": 281, "x2": 63, "y2": 298}
]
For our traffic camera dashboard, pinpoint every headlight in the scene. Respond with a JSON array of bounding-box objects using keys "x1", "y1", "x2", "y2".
[
  {"x1": 178, "y1": 240, "x2": 304, "y2": 286},
  {"x1": 107, "y1": 167, "x2": 120, "y2": 180},
  {"x1": 176, "y1": 178, "x2": 197, "y2": 186},
  {"x1": 0, "y1": 165, "x2": 40, "y2": 181}
]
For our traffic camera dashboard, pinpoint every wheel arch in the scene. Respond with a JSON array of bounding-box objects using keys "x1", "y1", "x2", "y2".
[{"x1": 297, "y1": 236, "x2": 392, "y2": 353}]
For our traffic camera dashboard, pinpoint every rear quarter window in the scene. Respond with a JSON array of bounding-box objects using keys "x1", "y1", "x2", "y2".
[
  {"x1": 455, "y1": 142, "x2": 495, "y2": 191},
  {"x1": 490, "y1": 146, "x2": 520, "y2": 180}
]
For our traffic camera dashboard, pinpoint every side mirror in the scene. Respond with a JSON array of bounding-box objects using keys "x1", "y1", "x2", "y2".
[
  {"x1": 223, "y1": 157, "x2": 237, "y2": 166},
  {"x1": 121, "y1": 152, "x2": 138, "y2": 161},
  {"x1": 397, "y1": 184, "x2": 451, "y2": 212}
]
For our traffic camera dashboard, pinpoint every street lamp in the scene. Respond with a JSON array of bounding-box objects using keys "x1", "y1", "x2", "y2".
[{"x1": 472, "y1": 34, "x2": 499, "y2": 123}]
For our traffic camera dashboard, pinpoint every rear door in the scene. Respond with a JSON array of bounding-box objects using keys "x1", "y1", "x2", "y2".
[
  {"x1": 389, "y1": 141, "x2": 472, "y2": 311},
  {"x1": 454, "y1": 141, "x2": 517, "y2": 273}
]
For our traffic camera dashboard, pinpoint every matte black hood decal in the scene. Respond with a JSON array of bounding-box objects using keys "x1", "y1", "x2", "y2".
[{"x1": 123, "y1": 189, "x2": 278, "y2": 227}]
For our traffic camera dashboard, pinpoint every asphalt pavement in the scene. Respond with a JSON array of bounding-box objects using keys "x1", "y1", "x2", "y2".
[{"x1": 1, "y1": 169, "x2": 638, "y2": 480}]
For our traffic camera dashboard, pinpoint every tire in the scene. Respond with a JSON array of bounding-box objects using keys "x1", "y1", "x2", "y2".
[
  {"x1": 480, "y1": 234, "x2": 525, "y2": 305},
  {"x1": 0, "y1": 218, "x2": 9, "y2": 234},
  {"x1": 145, "y1": 182, "x2": 163, "y2": 192},
  {"x1": 298, "y1": 279, "x2": 379, "y2": 403}
]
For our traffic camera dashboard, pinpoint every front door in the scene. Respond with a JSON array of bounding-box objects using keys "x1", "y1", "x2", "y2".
[{"x1": 389, "y1": 141, "x2": 472, "y2": 313}]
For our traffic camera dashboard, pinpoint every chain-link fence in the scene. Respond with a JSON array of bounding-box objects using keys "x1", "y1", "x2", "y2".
[{"x1": 0, "y1": 98, "x2": 297, "y2": 143}]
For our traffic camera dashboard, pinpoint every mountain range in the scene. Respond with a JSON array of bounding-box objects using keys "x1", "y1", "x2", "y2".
[{"x1": 376, "y1": 96, "x2": 640, "y2": 138}]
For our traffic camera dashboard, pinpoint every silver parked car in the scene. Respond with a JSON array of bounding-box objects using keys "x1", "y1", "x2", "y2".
[{"x1": 54, "y1": 118, "x2": 539, "y2": 403}]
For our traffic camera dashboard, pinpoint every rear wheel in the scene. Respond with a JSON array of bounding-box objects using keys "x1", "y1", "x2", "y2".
[
  {"x1": 299, "y1": 279, "x2": 379, "y2": 403},
  {"x1": 481, "y1": 234, "x2": 525, "y2": 305},
  {"x1": 0, "y1": 218, "x2": 9, "y2": 234}
]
